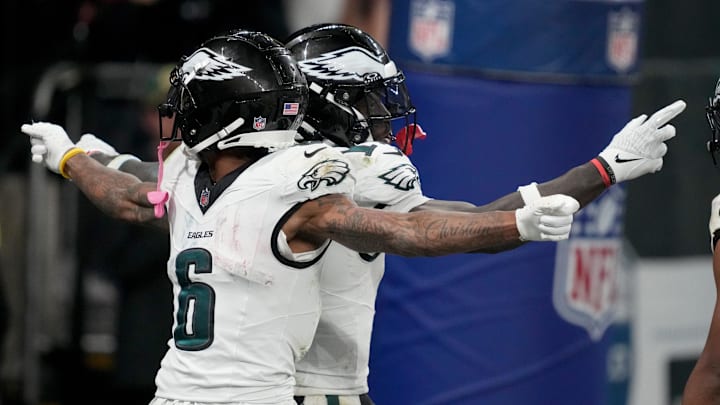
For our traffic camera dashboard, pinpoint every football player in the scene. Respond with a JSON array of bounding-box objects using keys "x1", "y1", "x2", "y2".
[
  {"x1": 682, "y1": 78, "x2": 720, "y2": 405},
  {"x1": 21, "y1": 30, "x2": 579, "y2": 405},
  {"x1": 285, "y1": 24, "x2": 685, "y2": 405}
]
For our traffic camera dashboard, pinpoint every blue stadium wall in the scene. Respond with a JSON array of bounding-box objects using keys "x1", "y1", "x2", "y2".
[{"x1": 369, "y1": 1, "x2": 643, "y2": 404}]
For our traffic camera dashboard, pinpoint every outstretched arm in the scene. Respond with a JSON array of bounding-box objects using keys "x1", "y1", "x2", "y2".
[
  {"x1": 683, "y1": 194, "x2": 720, "y2": 404},
  {"x1": 93, "y1": 152, "x2": 159, "y2": 182},
  {"x1": 63, "y1": 153, "x2": 160, "y2": 223},
  {"x1": 287, "y1": 192, "x2": 579, "y2": 257},
  {"x1": 413, "y1": 100, "x2": 687, "y2": 213},
  {"x1": 21, "y1": 122, "x2": 160, "y2": 224},
  {"x1": 75, "y1": 133, "x2": 160, "y2": 182},
  {"x1": 415, "y1": 162, "x2": 604, "y2": 213},
  {"x1": 476, "y1": 163, "x2": 605, "y2": 212}
]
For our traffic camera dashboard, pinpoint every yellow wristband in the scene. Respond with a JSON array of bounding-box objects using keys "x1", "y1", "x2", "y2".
[{"x1": 59, "y1": 147, "x2": 86, "y2": 179}]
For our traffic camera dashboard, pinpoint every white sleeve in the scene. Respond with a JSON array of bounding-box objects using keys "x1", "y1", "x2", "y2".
[
  {"x1": 280, "y1": 144, "x2": 356, "y2": 204},
  {"x1": 349, "y1": 142, "x2": 429, "y2": 212}
]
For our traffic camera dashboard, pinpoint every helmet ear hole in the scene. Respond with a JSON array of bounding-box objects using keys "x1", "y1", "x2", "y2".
[{"x1": 338, "y1": 90, "x2": 351, "y2": 104}]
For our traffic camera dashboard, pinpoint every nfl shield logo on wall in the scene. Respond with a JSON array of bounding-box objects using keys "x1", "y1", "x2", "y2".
[
  {"x1": 253, "y1": 116, "x2": 267, "y2": 131},
  {"x1": 409, "y1": 0, "x2": 455, "y2": 62},
  {"x1": 553, "y1": 187, "x2": 626, "y2": 341},
  {"x1": 606, "y1": 7, "x2": 639, "y2": 73}
]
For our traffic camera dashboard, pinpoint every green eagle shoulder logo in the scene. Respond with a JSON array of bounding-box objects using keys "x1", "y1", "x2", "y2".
[
  {"x1": 298, "y1": 159, "x2": 350, "y2": 191},
  {"x1": 379, "y1": 164, "x2": 419, "y2": 191}
]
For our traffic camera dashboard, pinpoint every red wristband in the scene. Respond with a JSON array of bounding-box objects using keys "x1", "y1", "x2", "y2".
[{"x1": 590, "y1": 157, "x2": 614, "y2": 188}]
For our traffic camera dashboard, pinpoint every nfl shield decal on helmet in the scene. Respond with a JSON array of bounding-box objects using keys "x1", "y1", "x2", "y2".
[
  {"x1": 409, "y1": 0, "x2": 454, "y2": 62},
  {"x1": 253, "y1": 116, "x2": 267, "y2": 131},
  {"x1": 553, "y1": 187, "x2": 626, "y2": 341},
  {"x1": 606, "y1": 7, "x2": 639, "y2": 73}
]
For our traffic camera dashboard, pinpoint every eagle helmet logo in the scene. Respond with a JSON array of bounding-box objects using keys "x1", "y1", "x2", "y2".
[
  {"x1": 297, "y1": 46, "x2": 398, "y2": 83},
  {"x1": 178, "y1": 47, "x2": 252, "y2": 84}
]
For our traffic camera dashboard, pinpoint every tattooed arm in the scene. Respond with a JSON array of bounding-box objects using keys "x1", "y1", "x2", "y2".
[
  {"x1": 21, "y1": 122, "x2": 163, "y2": 226},
  {"x1": 285, "y1": 194, "x2": 524, "y2": 256},
  {"x1": 63, "y1": 152, "x2": 161, "y2": 224}
]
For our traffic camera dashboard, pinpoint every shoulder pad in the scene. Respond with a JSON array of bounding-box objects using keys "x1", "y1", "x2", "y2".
[{"x1": 277, "y1": 143, "x2": 355, "y2": 202}]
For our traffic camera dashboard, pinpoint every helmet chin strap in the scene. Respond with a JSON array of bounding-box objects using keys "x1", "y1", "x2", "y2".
[
  {"x1": 217, "y1": 130, "x2": 298, "y2": 151},
  {"x1": 187, "y1": 117, "x2": 245, "y2": 155},
  {"x1": 299, "y1": 121, "x2": 322, "y2": 142}
]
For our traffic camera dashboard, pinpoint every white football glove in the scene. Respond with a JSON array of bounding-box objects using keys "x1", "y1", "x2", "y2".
[
  {"x1": 515, "y1": 184, "x2": 580, "y2": 242},
  {"x1": 76, "y1": 133, "x2": 119, "y2": 157},
  {"x1": 597, "y1": 99, "x2": 686, "y2": 184},
  {"x1": 709, "y1": 193, "x2": 720, "y2": 252},
  {"x1": 21, "y1": 122, "x2": 80, "y2": 175}
]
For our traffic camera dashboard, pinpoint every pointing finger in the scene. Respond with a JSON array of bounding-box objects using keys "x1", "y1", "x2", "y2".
[{"x1": 647, "y1": 100, "x2": 686, "y2": 128}]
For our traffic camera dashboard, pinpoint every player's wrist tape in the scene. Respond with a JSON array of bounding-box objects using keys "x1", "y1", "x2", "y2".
[
  {"x1": 107, "y1": 153, "x2": 141, "y2": 170},
  {"x1": 516, "y1": 182, "x2": 541, "y2": 242},
  {"x1": 590, "y1": 156, "x2": 616, "y2": 188},
  {"x1": 517, "y1": 182, "x2": 541, "y2": 205},
  {"x1": 59, "y1": 147, "x2": 86, "y2": 179}
]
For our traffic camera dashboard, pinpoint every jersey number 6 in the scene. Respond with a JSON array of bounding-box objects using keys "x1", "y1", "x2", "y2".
[{"x1": 174, "y1": 248, "x2": 216, "y2": 350}]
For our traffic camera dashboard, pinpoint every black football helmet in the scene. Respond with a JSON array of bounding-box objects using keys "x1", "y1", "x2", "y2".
[
  {"x1": 159, "y1": 30, "x2": 308, "y2": 154},
  {"x1": 707, "y1": 77, "x2": 720, "y2": 165},
  {"x1": 285, "y1": 23, "x2": 416, "y2": 148}
]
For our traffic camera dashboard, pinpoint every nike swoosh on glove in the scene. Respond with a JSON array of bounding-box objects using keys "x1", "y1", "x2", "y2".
[
  {"x1": 597, "y1": 99, "x2": 686, "y2": 184},
  {"x1": 21, "y1": 122, "x2": 79, "y2": 174},
  {"x1": 515, "y1": 194, "x2": 580, "y2": 241}
]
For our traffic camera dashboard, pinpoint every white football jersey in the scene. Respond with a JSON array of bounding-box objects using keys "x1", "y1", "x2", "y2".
[
  {"x1": 294, "y1": 142, "x2": 430, "y2": 395},
  {"x1": 153, "y1": 143, "x2": 355, "y2": 403}
]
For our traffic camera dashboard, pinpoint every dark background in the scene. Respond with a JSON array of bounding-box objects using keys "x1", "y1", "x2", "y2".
[
  {"x1": 623, "y1": 0, "x2": 720, "y2": 256},
  {"x1": 0, "y1": 0, "x2": 289, "y2": 174}
]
